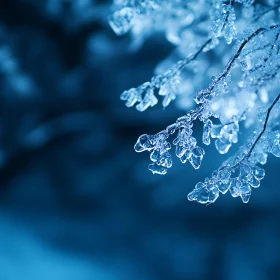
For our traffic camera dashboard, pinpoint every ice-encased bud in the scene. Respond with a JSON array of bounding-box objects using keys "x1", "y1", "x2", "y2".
[
  {"x1": 189, "y1": 147, "x2": 205, "y2": 169},
  {"x1": 253, "y1": 165, "x2": 265, "y2": 180},
  {"x1": 159, "y1": 82, "x2": 176, "y2": 107},
  {"x1": 175, "y1": 145, "x2": 186, "y2": 158},
  {"x1": 229, "y1": 178, "x2": 242, "y2": 198},
  {"x1": 150, "y1": 149, "x2": 160, "y2": 162},
  {"x1": 180, "y1": 150, "x2": 192, "y2": 163},
  {"x1": 159, "y1": 152, "x2": 172, "y2": 168},
  {"x1": 202, "y1": 119, "x2": 213, "y2": 145},
  {"x1": 188, "y1": 182, "x2": 219, "y2": 204},
  {"x1": 121, "y1": 82, "x2": 158, "y2": 111},
  {"x1": 271, "y1": 143, "x2": 280, "y2": 157},
  {"x1": 148, "y1": 163, "x2": 167, "y2": 175},
  {"x1": 218, "y1": 181, "x2": 231, "y2": 194},
  {"x1": 136, "y1": 87, "x2": 158, "y2": 112},
  {"x1": 239, "y1": 163, "x2": 252, "y2": 181},
  {"x1": 187, "y1": 136, "x2": 196, "y2": 150},
  {"x1": 240, "y1": 192, "x2": 251, "y2": 203},
  {"x1": 109, "y1": 7, "x2": 135, "y2": 35},
  {"x1": 215, "y1": 139, "x2": 232, "y2": 154},
  {"x1": 166, "y1": 123, "x2": 178, "y2": 134},
  {"x1": 254, "y1": 152, "x2": 267, "y2": 165},
  {"x1": 134, "y1": 134, "x2": 155, "y2": 152},
  {"x1": 121, "y1": 88, "x2": 139, "y2": 107},
  {"x1": 211, "y1": 124, "x2": 222, "y2": 138},
  {"x1": 195, "y1": 89, "x2": 210, "y2": 104},
  {"x1": 240, "y1": 182, "x2": 251, "y2": 203},
  {"x1": 218, "y1": 167, "x2": 231, "y2": 182},
  {"x1": 249, "y1": 176, "x2": 260, "y2": 188}
]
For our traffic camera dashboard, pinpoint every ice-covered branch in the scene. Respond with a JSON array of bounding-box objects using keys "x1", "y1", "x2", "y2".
[
  {"x1": 111, "y1": 0, "x2": 280, "y2": 205},
  {"x1": 117, "y1": 0, "x2": 256, "y2": 111},
  {"x1": 253, "y1": 3, "x2": 280, "y2": 21},
  {"x1": 120, "y1": 38, "x2": 212, "y2": 111},
  {"x1": 195, "y1": 24, "x2": 280, "y2": 104},
  {"x1": 134, "y1": 23, "x2": 280, "y2": 177},
  {"x1": 188, "y1": 92, "x2": 280, "y2": 204},
  {"x1": 247, "y1": 93, "x2": 280, "y2": 157}
]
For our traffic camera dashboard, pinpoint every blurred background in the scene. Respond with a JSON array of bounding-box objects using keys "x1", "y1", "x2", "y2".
[{"x1": 0, "y1": 1, "x2": 280, "y2": 280}]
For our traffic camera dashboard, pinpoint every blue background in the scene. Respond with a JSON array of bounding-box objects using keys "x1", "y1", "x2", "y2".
[{"x1": 0, "y1": 1, "x2": 279, "y2": 279}]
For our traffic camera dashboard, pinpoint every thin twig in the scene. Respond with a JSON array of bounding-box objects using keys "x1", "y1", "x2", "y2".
[
  {"x1": 247, "y1": 92, "x2": 280, "y2": 157},
  {"x1": 203, "y1": 24, "x2": 280, "y2": 100},
  {"x1": 218, "y1": 92, "x2": 280, "y2": 175},
  {"x1": 176, "y1": 38, "x2": 212, "y2": 73},
  {"x1": 220, "y1": 0, "x2": 236, "y2": 33},
  {"x1": 254, "y1": 4, "x2": 280, "y2": 21}
]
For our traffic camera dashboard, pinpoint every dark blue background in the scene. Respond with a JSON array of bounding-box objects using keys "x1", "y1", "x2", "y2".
[{"x1": 0, "y1": 1, "x2": 279, "y2": 279}]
